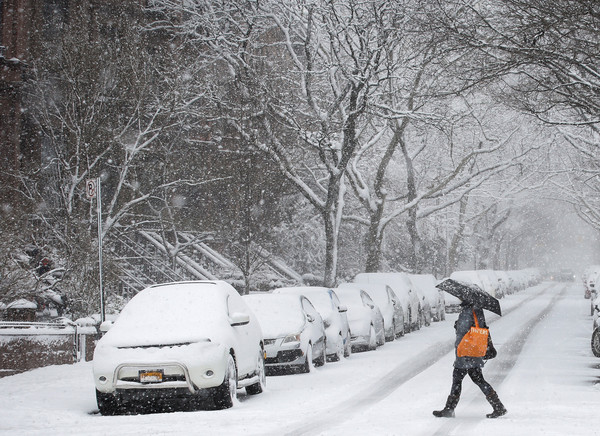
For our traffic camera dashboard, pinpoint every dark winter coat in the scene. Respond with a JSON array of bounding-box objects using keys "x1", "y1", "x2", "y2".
[{"x1": 453, "y1": 305, "x2": 487, "y2": 369}]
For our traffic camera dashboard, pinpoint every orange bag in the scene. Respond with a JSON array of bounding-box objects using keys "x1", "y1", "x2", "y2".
[{"x1": 456, "y1": 310, "x2": 489, "y2": 358}]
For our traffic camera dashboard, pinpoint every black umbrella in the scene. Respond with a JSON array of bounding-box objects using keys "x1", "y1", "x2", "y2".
[{"x1": 436, "y1": 278, "x2": 502, "y2": 316}]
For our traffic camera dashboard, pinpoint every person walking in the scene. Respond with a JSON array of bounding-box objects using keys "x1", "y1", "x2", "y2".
[{"x1": 433, "y1": 301, "x2": 507, "y2": 418}]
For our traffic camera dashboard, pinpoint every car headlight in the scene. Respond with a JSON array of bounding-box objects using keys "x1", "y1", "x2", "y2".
[{"x1": 283, "y1": 333, "x2": 301, "y2": 343}]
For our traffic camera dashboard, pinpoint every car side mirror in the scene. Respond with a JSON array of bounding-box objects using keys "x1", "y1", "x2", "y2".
[
  {"x1": 99, "y1": 320, "x2": 113, "y2": 333},
  {"x1": 306, "y1": 314, "x2": 315, "y2": 323},
  {"x1": 338, "y1": 305, "x2": 347, "y2": 313},
  {"x1": 229, "y1": 312, "x2": 250, "y2": 326}
]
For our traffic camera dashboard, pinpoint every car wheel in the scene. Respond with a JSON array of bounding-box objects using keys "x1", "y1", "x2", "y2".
[
  {"x1": 96, "y1": 389, "x2": 120, "y2": 416},
  {"x1": 213, "y1": 353, "x2": 237, "y2": 409},
  {"x1": 592, "y1": 328, "x2": 600, "y2": 358},
  {"x1": 368, "y1": 325, "x2": 377, "y2": 351},
  {"x1": 246, "y1": 351, "x2": 266, "y2": 395}
]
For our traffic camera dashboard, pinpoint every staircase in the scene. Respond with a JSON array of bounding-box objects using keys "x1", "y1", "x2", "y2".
[{"x1": 111, "y1": 230, "x2": 303, "y2": 295}]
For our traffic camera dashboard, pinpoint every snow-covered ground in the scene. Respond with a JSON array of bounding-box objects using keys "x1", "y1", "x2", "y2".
[{"x1": 0, "y1": 282, "x2": 597, "y2": 436}]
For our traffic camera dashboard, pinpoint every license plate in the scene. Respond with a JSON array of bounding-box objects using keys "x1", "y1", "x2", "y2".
[{"x1": 139, "y1": 370, "x2": 163, "y2": 383}]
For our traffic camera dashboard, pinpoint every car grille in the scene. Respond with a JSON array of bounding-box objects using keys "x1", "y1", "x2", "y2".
[{"x1": 265, "y1": 349, "x2": 303, "y2": 364}]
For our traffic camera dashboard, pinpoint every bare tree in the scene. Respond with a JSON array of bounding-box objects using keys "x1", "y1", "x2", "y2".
[{"x1": 147, "y1": 0, "x2": 400, "y2": 286}]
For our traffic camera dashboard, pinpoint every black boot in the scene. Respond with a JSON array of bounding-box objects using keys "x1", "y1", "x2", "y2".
[
  {"x1": 485, "y1": 391, "x2": 507, "y2": 418},
  {"x1": 433, "y1": 395, "x2": 459, "y2": 418}
]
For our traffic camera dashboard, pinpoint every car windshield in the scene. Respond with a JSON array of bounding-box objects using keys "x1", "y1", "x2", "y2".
[
  {"x1": 244, "y1": 295, "x2": 305, "y2": 338},
  {"x1": 305, "y1": 293, "x2": 335, "y2": 315},
  {"x1": 336, "y1": 289, "x2": 364, "y2": 309}
]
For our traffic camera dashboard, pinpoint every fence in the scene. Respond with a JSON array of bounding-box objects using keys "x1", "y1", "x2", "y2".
[{"x1": 0, "y1": 321, "x2": 98, "y2": 377}]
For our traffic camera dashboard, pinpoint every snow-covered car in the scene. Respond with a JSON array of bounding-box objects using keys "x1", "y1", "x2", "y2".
[
  {"x1": 334, "y1": 286, "x2": 385, "y2": 351},
  {"x1": 593, "y1": 325, "x2": 600, "y2": 357},
  {"x1": 592, "y1": 294, "x2": 600, "y2": 330},
  {"x1": 586, "y1": 270, "x2": 600, "y2": 311},
  {"x1": 354, "y1": 273, "x2": 422, "y2": 332},
  {"x1": 243, "y1": 293, "x2": 326, "y2": 373},
  {"x1": 494, "y1": 270, "x2": 514, "y2": 296},
  {"x1": 339, "y1": 282, "x2": 404, "y2": 340},
  {"x1": 407, "y1": 274, "x2": 446, "y2": 322},
  {"x1": 450, "y1": 270, "x2": 498, "y2": 298},
  {"x1": 93, "y1": 281, "x2": 266, "y2": 414},
  {"x1": 273, "y1": 287, "x2": 351, "y2": 361},
  {"x1": 582, "y1": 266, "x2": 600, "y2": 299}
]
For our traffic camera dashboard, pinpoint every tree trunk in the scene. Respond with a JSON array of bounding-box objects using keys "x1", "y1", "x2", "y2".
[{"x1": 364, "y1": 212, "x2": 384, "y2": 272}]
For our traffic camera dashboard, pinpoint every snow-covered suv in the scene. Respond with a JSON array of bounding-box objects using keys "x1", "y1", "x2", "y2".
[{"x1": 93, "y1": 281, "x2": 266, "y2": 414}]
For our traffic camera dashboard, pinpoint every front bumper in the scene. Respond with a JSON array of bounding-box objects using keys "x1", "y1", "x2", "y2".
[
  {"x1": 93, "y1": 341, "x2": 228, "y2": 394},
  {"x1": 263, "y1": 338, "x2": 306, "y2": 367}
]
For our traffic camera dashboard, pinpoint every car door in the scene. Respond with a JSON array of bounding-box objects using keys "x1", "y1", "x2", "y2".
[
  {"x1": 329, "y1": 290, "x2": 350, "y2": 341},
  {"x1": 301, "y1": 297, "x2": 325, "y2": 353},
  {"x1": 386, "y1": 286, "x2": 404, "y2": 334},
  {"x1": 226, "y1": 292, "x2": 259, "y2": 377},
  {"x1": 360, "y1": 291, "x2": 384, "y2": 337}
]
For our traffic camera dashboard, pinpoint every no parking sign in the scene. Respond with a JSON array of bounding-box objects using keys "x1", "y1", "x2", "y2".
[{"x1": 86, "y1": 179, "x2": 97, "y2": 199}]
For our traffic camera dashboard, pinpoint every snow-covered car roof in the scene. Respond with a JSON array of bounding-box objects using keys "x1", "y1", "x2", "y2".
[
  {"x1": 100, "y1": 281, "x2": 239, "y2": 348},
  {"x1": 407, "y1": 274, "x2": 439, "y2": 300},
  {"x1": 274, "y1": 287, "x2": 335, "y2": 315},
  {"x1": 6, "y1": 299, "x2": 37, "y2": 309},
  {"x1": 339, "y1": 282, "x2": 390, "y2": 309},
  {"x1": 243, "y1": 293, "x2": 306, "y2": 338},
  {"x1": 334, "y1": 286, "x2": 366, "y2": 308},
  {"x1": 353, "y1": 273, "x2": 415, "y2": 308}
]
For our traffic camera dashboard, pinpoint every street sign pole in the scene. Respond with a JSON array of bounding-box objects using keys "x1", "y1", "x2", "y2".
[
  {"x1": 86, "y1": 178, "x2": 104, "y2": 323},
  {"x1": 96, "y1": 178, "x2": 105, "y2": 323}
]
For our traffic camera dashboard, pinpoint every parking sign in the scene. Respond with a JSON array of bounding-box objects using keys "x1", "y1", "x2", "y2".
[{"x1": 86, "y1": 179, "x2": 97, "y2": 199}]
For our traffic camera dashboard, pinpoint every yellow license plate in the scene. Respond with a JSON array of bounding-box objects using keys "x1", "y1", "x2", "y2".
[{"x1": 139, "y1": 370, "x2": 163, "y2": 383}]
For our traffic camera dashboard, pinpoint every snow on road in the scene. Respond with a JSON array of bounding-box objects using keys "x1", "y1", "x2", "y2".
[{"x1": 0, "y1": 282, "x2": 597, "y2": 436}]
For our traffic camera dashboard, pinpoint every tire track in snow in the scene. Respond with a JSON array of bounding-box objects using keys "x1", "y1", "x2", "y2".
[
  {"x1": 431, "y1": 284, "x2": 567, "y2": 436},
  {"x1": 281, "y1": 283, "x2": 559, "y2": 436}
]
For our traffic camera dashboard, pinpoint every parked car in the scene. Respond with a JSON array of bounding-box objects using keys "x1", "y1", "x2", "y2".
[
  {"x1": 407, "y1": 274, "x2": 446, "y2": 322},
  {"x1": 93, "y1": 281, "x2": 266, "y2": 414},
  {"x1": 334, "y1": 286, "x2": 385, "y2": 351},
  {"x1": 450, "y1": 270, "x2": 499, "y2": 298},
  {"x1": 586, "y1": 269, "x2": 600, "y2": 313},
  {"x1": 592, "y1": 325, "x2": 600, "y2": 358},
  {"x1": 340, "y1": 282, "x2": 404, "y2": 340},
  {"x1": 273, "y1": 287, "x2": 351, "y2": 361},
  {"x1": 494, "y1": 270, "x2": 514, "y2": 296},
  {"x1": 243, "y1": 293, "x2": 326, "y2": 374},
  {"x1": 582, "y1": 266, "x2": 600, "y2": 299},
  {"x1": 354, "y1": 273, "x2": 422, "y2": 332}
]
